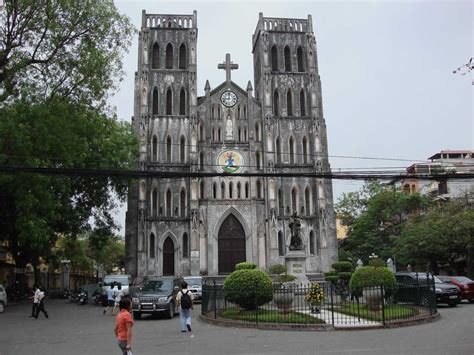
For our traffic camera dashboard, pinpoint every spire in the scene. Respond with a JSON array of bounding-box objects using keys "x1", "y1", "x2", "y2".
[
  {"x1": 204, "y1": 80, "x2": 211, "y2": 92},
  {"x1": 246, "y1": 80, "x2": 253, "y2": 92}
]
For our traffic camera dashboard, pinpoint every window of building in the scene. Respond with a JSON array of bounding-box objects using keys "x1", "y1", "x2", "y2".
[
  {"x1": 179, "y1": 89, "x2": 186, "y2": 115},
  {"x1": 256, "y1": 180, "x2": 262, "y2": 199},
  {"x1": 256, "y1": 151, "x2": 261, "y2": 170},
  {"x1": 200, "y1": 180, "x2": 205, "y2": 199},
  {"x1": 213, "y1": 182, "x2": 217, "y2": 199},
  {"x1": 276, "y1": 137, "x2": 282, "y2": 164},
  {"x1": 273, "y1": 90, "x2": 279, "y2": 116},
  {"x1": 284, "y1": 46, "x2": 291, "y2": 72},
  {"x1": 237, "y1": 182, "x2": 241, "y2": 198},
  {"x1": 271, "y1": 45, "x2": 278, "y2": 71},
  {"x1": 182, "y1": 233, "x2": 189, "y2": 258},
  {"x1": 221, "y1": 182, "x2": 225, "y2": 199},
  {"x1": 278, "y1": 231, "x2": 285, "y2": 256},
  {"x1": 229, "y1": 182, "x2": 233, "y2": 199},
  {"x1": 180, "y1": 189, "x2": 186, "y2": 217},
  {"x1": 152, "y1": 189, "x2": 158, "y2": 217},
  {"x1": 165, "y1": 43, "x2": 173, "y2": 69},
  {"x1": 152, "y1": 43, "x2": 159, "y2": 69},
  {"x1": 149, "y1": 233, "x2": 155, "y2": 258},
  {"x1": 166, "y1": 136, "x2": 172, "y2": 162},
  {"x1": 291, "y1": 187, "x2": 297, "y2": 214},
  {"x1": 309, "y1": 231, "x2": 315, "y2": 255},
  {"x1": 303, "y1": 136, "x2": 308, "y2": 164},
  {"x1": 255, "y1": 123, "x2": 260, "y2": 141},
  {"x1": 166, "y1": 89, "x2": 172, "y2": 115},
  {"x1": 199, "y1": 151, "x2": 204, "y2": 170},
  {"x1": 245, "y1": 182, "x2": 249, "y2": 198},
  {"x1": 180, "y1": 136, "x2": 185, "y2": 163},
  {"x1": 166, "y1": 189, "x2": 172, "y2": 216},
  {"x1": 278, "y1": 188, "x2": 284, "y2": 216},
  {"x1": 305, "y1": 187, "x2": 311, "y2": 216},
  {"x1": 152, "y1": 88, "x2": 158, "y2": 115},
  {"x1": 289, "y1": 137, "x2": 295, "y2": 164},
  {"x1": 199, "y1": 125, "x2": 204, "y2": 141},
  {"x1": 300, "y1": 89, "x2": 306, "y2": 116},
  {"x1": 152, "y1": 136, "x2": 158, "y2": 162},
  {"x1": 297, "y1": 46, "x2": 304, "y2": 72},
  {"x1": 287, "y1": 89, "x2": 293, "y2": 116},
  {"x1": 179, "y1": 43, "x2": 187, "y2": 69}
]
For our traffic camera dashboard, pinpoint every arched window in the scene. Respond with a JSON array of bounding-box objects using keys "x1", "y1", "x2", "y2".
[
  {"x1": 179, "y1": 43, "x2": 187, "y2": 69},
  {"x1": 166, "y1": 189, "x2": 172, "y2": 216},
  {"x1": 166, "y1": 89, "x2": 172, "y2": 115},
  {"x1": 152, "y1": 43, "x2": 159, "y2": 69},
  {"x1": 229, "y1": 182, "x2": 233, "y2": 199},
  {"x1": 273, "y1": 90, "x2": 279, "y2": 116},
  {"x1": 180, "y1": 136, "x2": 185, "y2": 163},
  {"x1": 180, "y1": 189, "x2": 186, "y2": 217},
  {"x1": 300, "y1": 89, "x2": 306, "y2": 116},
  {"x1": 287, "y1": 89, "x2": 293, "y2": 116},
  {"x1": 152, "y1": 88, "x2": 159, "y2": 115},
  {"x1": 305, "y1": 187, "x2": 311, "y2": 216},
  {"x1": 271, "y1": 45, "x2": 278, "y2": 71},
  {"x1": 238, "y1": 127, "x2": 241, "y2": 142},
  {"x1": 309, "y1": 231, "x2": 315, "y2": 255},
  {"x1": 245, "y1": 182, "x2": 249, "y2": 198},
  {"x1": 149, "y1": 233, "x2": 156, "y2": 258},
  {"x1": 237, "y1": 105, "x2": 241, "y2": 119},
  {"x1": 289, "y1": 137, "x2": 295, "y2": 164},
  {"x1": 278, "y1": 188, "x2": 284, "y2": 216},
  {"x1": 199, "y1": 125, "x2": 204, "y2": 141},
  {"x1": 297, "y1": 46, "x2": 304, "y2": 72},
  {"x1": 291, "y1": 187, "x2": 297, "y2": 214},
  {"x1": 182, "y1": 233, "x2": 189, "y2": 258},
  {"x1": 199, "y1": 151, "x2": 204, "y2": 170},
  {"x1": 255, "y1": 123, "x2": 260, "y2": 141},
  {"x1": 200, "y1": 180, "x2": 205, "y2": 199},
  {"x1": 179, "y1": 89, "x2": 186, "y2": 115},
  {"x1": 276, "y1": 137, "x2": 282, "y2": 164},
  {"x1": 152, "y1": 136, "x2": 158, "y2": 162},
  {"x1": 237, "y1": 182, "x2": 241, "y2": 198},
  {"x1": 256, "y1": 151, "x2": 261, "y2": 170},
  {"x1": 256, "y1": 180, "x2": 262, "y2": 199},
  {"x1": 213, "y1": 182, "x2": 217, "y2": 199},
  {"x1": 278, "y1": 231, "x2": 285, "y2": 256},
  {"x1": 218, "y1": 106, "x2": 221, "y2": 119},
  {"x1": 284, "y1": 46, "x2": 291, "y2": 72},
  {"x1": 166, "y1": 136, "x2": 172, "y2": 162},
  {"x1": 165, "y1": 43, "x2": 173, "y2": 69},
  {"x1": 303, "y1": 136, "x2": 308, "y2": 164},
  {"x1": 221, "y1": 182, "x2": 225, "y2": 199},
  {"x1": 152, "y1": 189, "x2": 158, "y2": 217}
]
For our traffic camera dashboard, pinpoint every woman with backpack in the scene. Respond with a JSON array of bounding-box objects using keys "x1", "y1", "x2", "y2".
[{"x1": 176, "y1": 281, "x2": 194, "y2": 333}]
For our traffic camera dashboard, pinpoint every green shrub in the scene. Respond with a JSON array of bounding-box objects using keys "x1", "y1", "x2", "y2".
[
  {"x1": 367, "y1": 258, "x2": 385, "y2": 268},
  {"x1": 325, "y1": 275, "x2": 339, "y2": 283},
  {"x1": 349, "y1": 266, "x2": 397, "y2": 296},
  {"x1": 268, "y1": 264, "x2": 287, "y2": 275},
  {"x1": 223, "y1": 269, "x2": 273, "y2": 310},
  {"x1": 324, "y1": 271, "x2": 337, "y2": 278},
  {"x1": 338, "y1": 272, "x2": 353, "y2": 280},
  {"x1": 332, "y1": 261, "x2": 353, "y2": 273},
  {"x1": 235, "y1": 262, "x2": 257, "y2": 270},
  {"x1": 278, "y1": 274, "x2": 297, "y2": 283}
]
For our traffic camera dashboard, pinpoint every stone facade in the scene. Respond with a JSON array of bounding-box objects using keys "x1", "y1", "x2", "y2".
[{"x1": 125, "y1": 11, "x2": 338, "y2": 280}]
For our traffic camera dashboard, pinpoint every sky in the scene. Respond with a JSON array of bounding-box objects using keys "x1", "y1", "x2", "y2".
[{"x1": 109, "y1": 0, "x2": 473, "y2": 236}]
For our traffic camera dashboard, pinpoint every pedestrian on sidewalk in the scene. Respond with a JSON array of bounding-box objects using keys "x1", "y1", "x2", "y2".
[
  {"x1": 112, "y1": 283, "x2": 124, "y2": 316},
  {"x1": 34, "y1": 286, "x2": 49, "y2": 319},
  {"x1": 29, "y1": 285, "x2": 40, "y2": 318},
  {"x1": 114, "y1": 297, "x2": 134, "y2": 355},
  {"x1": 104, "y1": 282, "x2": 116, "y2": 315},
  {"x1": 176, "y1": 281, "x2": 194, "y2": 333}
]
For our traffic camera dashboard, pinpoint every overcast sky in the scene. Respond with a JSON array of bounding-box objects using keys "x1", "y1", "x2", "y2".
[{"x1": 109, "y1": 0, "x2": 473, "y2": 235}]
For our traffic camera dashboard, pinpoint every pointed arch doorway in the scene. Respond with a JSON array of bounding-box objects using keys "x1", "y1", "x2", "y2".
[
  {"x1": 218, "y1": 214, "x2": 246, "y2": 274},
  {"x1": 163, "y1": 237, "x2": 175, "y2": 276}
]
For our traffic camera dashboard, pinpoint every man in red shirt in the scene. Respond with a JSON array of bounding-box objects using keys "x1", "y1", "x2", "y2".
[{"x1": 114, "y1": 297, "x2": 134, "y2": 354}]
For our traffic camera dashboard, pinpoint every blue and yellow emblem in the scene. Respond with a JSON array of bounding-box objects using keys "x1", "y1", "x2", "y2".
[{"x1": 216, "y1": 149, "x2": 244, "y2": 173}]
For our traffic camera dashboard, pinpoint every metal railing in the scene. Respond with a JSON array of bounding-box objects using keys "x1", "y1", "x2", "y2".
[{"x1": 202, "y1": 279, "x2": 437, "y2": 327}]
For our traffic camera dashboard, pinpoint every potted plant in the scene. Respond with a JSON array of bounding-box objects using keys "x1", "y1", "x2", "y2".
[
  {"x1": 305, "y1": 282, "x2": 325, "y2": 313},
  {"x1": 268, "y1": 264, "x2": 297, "y2": 314}
]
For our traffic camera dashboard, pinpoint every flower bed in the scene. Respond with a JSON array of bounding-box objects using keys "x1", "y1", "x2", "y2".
[{"x1": 336, "y1": 303, "x2": 418, "y2": 321}]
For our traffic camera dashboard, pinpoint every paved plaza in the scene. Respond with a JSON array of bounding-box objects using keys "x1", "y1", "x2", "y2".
[{"x1": 0, "y1": 300, "x2": 473, "y2": 355}]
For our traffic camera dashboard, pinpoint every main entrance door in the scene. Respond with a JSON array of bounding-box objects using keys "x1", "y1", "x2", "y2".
[
  {"x1": 218, "y1": 214, "x2": 246, "y2": 274},
  {"x1": 163, "y1": 237, "x2": 174, "y2": 276}
]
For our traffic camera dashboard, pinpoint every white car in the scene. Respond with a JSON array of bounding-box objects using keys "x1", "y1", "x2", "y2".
[
  {"x1": 0, "y1": 284, "x2": 7, "y2": 313},
  {"x1": 184, "y1": 276, "x2": 202, "y2": 302}
]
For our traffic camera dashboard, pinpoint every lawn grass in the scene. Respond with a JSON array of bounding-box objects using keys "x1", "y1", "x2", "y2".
[
  {"x1": 219, "y1": 308, "x2": 325, "y2": 324},
  {"x1": 336, "y1": 303, "x2": 418, "y2": 321}
]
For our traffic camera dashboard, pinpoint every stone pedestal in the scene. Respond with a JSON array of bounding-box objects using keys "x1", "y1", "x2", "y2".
[{"x1": 284, "y1": 250, "x2": 309, "y2": 285}]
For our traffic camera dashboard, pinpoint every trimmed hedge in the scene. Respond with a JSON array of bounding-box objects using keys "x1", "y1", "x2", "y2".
[
  {"x1": 223, "y1": 269, "x2": 273, "y2": 310},
  {"x1": 349, "y1": 266, "x2": 397, "y2": 296},
  {"x1": 235, "y1": 262, "x2": 257, "y2": 270},
  {"x1": 332, "y1": 261, "x2": 354, "y2": 273},
  {"x1": 268, "y1": 264, "x2": 287, "y2": 275},
  {"x1": 368, "y1": 258, "x2": 385, "y2": 268}
]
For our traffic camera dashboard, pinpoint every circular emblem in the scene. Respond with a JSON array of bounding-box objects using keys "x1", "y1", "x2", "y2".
[
  {"x1": 216, "y1": 149, "x2": 244, "y2": 173},
  {"x1": 220, "y1": 91, "x2": 238, "y2": 107}
]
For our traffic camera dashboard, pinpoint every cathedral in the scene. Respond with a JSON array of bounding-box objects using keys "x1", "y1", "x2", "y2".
[{"x1": 125, "y1": 10, "x2": 338, "y2": 280}]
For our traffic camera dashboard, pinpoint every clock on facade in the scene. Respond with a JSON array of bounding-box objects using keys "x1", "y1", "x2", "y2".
[{"x1": 220, "y1": 91, "x2": 238, "y2": 107}]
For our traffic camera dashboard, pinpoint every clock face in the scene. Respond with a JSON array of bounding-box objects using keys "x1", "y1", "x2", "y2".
[{"x1": 221, "y1": 91, "x2": 238, "y2": 107}]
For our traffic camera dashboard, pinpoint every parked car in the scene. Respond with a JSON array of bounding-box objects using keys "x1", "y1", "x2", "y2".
[
  {"x1": 184, "y1": 276, "x2": 202, "y2": 302},
  {"x1": 131, "y1": 277, "x2": 183, "y2": 319},
  {"x1": 0, "y1": 284, "x2": 7, "y2": 313},
  {"x1": 438, "y1": 276, "x2": 474, "y2": 303},
  {"x1": 395, "y1": 272, "x2": 461, "y2": 307},
  {"x1": 99, "y1": 274, "x2": 131, "y2": 306}
]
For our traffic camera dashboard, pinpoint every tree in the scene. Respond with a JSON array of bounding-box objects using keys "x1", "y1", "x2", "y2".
[
  {"x1": 86, "y1": 227, "x2": 125, "y2": 274},
  {"x1": 338, "y1": 184, "x2": 431, "y2": 263},
  {"x1": 0, "y1": 0, "x2": 134, "y2": 105},
  {"x1": 0, "y1": 98, "x2": 137, "y2": 283},
  {"x1": 394, "y1": 202, "x2": 474, "y2": 275}
]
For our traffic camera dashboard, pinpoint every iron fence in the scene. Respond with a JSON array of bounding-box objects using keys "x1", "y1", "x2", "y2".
[{"x1": 201, "y1": 277, "x2": 437, "y2": 327}]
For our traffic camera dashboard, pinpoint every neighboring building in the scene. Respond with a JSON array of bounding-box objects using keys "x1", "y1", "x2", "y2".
[
  {"x1": 335, "y1": 215, "x2": 348, "y2": 240},
  {"x1": 399, "y1": 150, "x2": 474, "y2": 201},
  {"x1": 125, "y1": 11, "x2": 338, "y2": 279}
]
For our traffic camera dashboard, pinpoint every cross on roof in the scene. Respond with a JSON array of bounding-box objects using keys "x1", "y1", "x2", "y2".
[{"x1": 218, "y1": 53, "x2": 239, "y2": 82}]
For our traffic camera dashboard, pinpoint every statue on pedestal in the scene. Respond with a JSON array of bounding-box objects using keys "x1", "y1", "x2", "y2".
[{"x1": 289, "y1": 211, "x2": 303, "y2": 251}]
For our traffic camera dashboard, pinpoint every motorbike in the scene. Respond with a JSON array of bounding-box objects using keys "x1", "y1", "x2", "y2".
[
  {"x1": 78, "y1": 289, "x2": 88, "y2": 305},
  {"x1": 69, "y1": 289, "x2": 79, "y2": 303},
  {"x1": 92, "y1": 290, "x2": 101, "y2": 305}
]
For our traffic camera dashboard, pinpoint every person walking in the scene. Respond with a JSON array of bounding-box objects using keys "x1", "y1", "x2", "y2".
[
  {"x1": 114, "y1": 297, "x2": 134, "y2": 355},
  {"x1": 176, "y1": 281, "x2": 194, "y2": 333},
  {"x1": 34, "y1": 286, "x2": 49, "y2": 319},
  {"x1": 112, "y1": 283, "x2": 124, "y2": 316},
  {"x1": 104, "y1": 282, "x2": 116, "y2": 315},
  {"x1": 29, "y1": 285, "x2": 40, "y2": 318}
]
